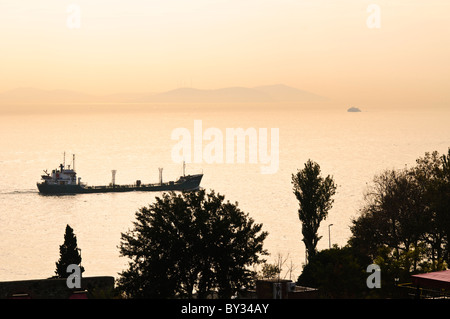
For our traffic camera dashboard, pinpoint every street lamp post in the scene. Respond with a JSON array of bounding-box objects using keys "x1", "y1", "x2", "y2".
[
  {"x1": 77, "y1": 248, "x2": 82, "y2": 278},
  {"x1": 328, "y1": 224, "x2": 333, "y2": 249}
]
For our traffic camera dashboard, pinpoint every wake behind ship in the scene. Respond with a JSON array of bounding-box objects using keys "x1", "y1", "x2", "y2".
[{"x1": 37, "y1": 155, "x2": 203, "y2": 195}]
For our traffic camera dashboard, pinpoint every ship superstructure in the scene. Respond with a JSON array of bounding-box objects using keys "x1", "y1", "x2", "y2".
[{"x1": 40, "y1": 154, "x2": 80, "y2": 187}]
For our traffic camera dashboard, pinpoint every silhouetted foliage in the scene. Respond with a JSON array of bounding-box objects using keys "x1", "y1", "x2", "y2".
[
  {"x1": 297, "y1": 246, "x2": 370, "y2": 298},
  {"x1": 349, "y1": 149, "x2": 450, "y2": 282},
  {"x1": 292, "y1": 160, "x2": 337, "y2": 262},
  {"x1": 413, "y1": 149, "x2": 450, "y2": 268},
  {"x1": 296, "y1": 149, "x2": 450, "y2": 298},
  {"x1": 117, "y1": 189, "x2": 268, "y2": 299},
  {"x1": 55, "y1": 224, "x2": 84, "y2": 278}
]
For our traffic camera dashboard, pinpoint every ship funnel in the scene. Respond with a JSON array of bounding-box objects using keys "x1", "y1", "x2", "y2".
[{"x1": 111, "y1": 170, "x2": 117, "y2": 187}]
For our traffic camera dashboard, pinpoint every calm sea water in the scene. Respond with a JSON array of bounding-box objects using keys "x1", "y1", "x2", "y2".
[{"x1": 1, "y1": 104, "x2": 449, "y2": 281}]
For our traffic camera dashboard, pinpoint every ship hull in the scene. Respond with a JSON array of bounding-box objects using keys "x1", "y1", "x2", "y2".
[{"x1": 37, "y1": 174, "x2": 203, "y2": 195}]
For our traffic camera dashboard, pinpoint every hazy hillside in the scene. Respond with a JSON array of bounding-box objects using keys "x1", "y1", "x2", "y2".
[
  {"x1": 133, "y1": 85, "x2": 325, "y2": 103},
  {"x1": 0, "y1": 85, "x2": 325, "y2": 105},
  {"x1": 254, "y1": 84, "x2": 326, "y2": 102},
  {"x1": 133, "y1": 87, "x2": 270, "y2": 103}
]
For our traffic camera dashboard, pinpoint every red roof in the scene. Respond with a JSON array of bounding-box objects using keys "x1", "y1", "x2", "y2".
[{"x1": 411, "y1": 270, "x2": 450, "y2": 291}]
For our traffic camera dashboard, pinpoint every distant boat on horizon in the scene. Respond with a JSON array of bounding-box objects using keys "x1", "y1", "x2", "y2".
[
  {"x1": 347, "y1": 107, "x2": 362, "y2": 112},
  {"x1": 37, "y1": 154, "x2": 203, "y2": 195}
]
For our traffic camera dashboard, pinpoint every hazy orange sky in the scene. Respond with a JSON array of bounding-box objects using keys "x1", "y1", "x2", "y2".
[{"x1": 0, "y1": 1, "x2": 449, "y2": 106}]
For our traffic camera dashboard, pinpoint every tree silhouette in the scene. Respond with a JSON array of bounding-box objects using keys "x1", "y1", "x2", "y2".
[
  {"x1": 117, "y1": 189, "x2": 268, "y2": 299},
  {"x1": 292, "y1": 160, "x2": 336, "y2": 263},
  {"x1": 350, "y1": 149, "x2": 450, "y2": 272},
  {"x1": 297, "y1": 246, "x2": 370, "y2": 298},
  {"x1": 55, "y1": 224, "x2": 84, "y2": 278}
]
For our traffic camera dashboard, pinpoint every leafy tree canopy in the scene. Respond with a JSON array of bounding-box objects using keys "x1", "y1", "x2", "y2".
[
  {"x1": 350, "y1": 149, "x2": 450, "y2": 275},
  {"x1": 292, "y1": 160, "x2": 337, "y2": 262},
  {"x1": 117, "y1": 189, "x2": 268, "y2": 299}
]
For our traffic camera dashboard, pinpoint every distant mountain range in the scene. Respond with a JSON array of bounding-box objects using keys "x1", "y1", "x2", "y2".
[
  {"x1": 0, "y1": 85, "x2": 326, "y2": 104},
  {"x1": 134, "y1": 85, "x2": 326, "y2": 103}
]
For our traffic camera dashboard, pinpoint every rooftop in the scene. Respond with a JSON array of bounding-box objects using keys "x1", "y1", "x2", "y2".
[{"x1": 411, "y1": 270, "x2": 450, "y2": 291}]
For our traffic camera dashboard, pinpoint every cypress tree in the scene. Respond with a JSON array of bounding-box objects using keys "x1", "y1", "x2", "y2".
[{"x1": 55, "y1": 224, "x2": 84, "y2": 278}]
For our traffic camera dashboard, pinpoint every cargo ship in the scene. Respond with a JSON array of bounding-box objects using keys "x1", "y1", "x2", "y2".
[{"x1": 37, "y1": 154, "x2": 203, "y2": 195}]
